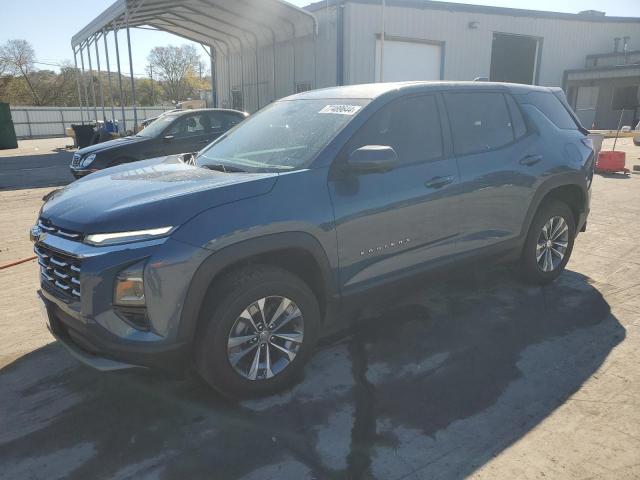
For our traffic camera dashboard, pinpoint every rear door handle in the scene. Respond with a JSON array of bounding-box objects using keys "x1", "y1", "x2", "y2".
[
  {"x1": 519, "y1": 154, "x2": 543, "y2": 166},
  {"x1": 425, "y1": 175, "x2": 454, "y2": 189}
]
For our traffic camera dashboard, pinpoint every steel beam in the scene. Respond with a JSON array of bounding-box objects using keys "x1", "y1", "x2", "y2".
[
  {"x1": 73, "y1": 48, "x2": 85, "y2": 124},
  {"x1": 86, "y1": 37, "x2": 98, "y2": 121},
  {"x1": 113, "y1": 26, "x2": 127, "y2": 132},
  {"x1": 94, "y1": 33, "x2": 106, "y2": 120},
  {"x1": 125, "y1": 18, "x2": 138, "y2": 132},
  {"x1": 103, "y1": 30, "x2": 117, "y2": 122}
]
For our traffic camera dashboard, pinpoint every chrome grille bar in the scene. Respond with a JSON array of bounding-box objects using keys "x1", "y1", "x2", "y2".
[{"x1": 35, "y1": 244, "x2": 81, "y2": 300}]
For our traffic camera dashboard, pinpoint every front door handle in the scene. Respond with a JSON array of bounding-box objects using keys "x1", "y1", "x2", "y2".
[
  {"x1": 519, "y1": 154, "x2": 543, "y2": 166},
  {"x1": 425, "y1": 175, "x2": 454, "y2": 189}
]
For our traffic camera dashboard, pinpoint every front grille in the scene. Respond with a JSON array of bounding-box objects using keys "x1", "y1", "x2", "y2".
[
  {"x1": 72, "y1": 153, "x2": 81, "y2": 167},
  {"x1": 35, "y1": 244, "x2": 81, "y2": 299},
  {"x1": 38, "y1": 219, "x2": 83, "y2": 241}
]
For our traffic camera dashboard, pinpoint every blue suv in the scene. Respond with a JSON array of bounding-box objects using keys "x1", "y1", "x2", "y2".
[{"x1": 32, "y1": 82, "x2": 593, "y2": 397}]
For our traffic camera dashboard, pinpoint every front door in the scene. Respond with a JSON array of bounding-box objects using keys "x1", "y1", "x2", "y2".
[
  {"x1": 163, "y1": 112, "x2": 216, "y2": 155},
  {"x1": 328, "y1": 94, "x2": 461, "y2": 294}
]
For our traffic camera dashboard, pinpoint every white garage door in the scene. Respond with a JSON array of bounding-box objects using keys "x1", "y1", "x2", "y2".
[{"x1": 375, "y1": 39, "x2": 442, "y2": 82}]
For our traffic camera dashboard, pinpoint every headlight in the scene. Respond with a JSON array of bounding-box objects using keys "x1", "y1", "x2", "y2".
[
  {"x1": 85, "y1": 226, "x2": 174, "y2": 246},
  {"x1": 80, "y1": 153, "x2": 96, "y2": 168}
]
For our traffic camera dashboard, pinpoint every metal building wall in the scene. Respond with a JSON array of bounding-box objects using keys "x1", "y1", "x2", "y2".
[
  {"x1": 342, "y1": 2, "x2": 640, "y2": 87},
  {"x1": 214, "y1": 6, "x2": 338, "y2": 112}
]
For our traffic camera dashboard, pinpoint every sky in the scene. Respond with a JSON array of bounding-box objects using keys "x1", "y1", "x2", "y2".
[{"x1": 1, "y1": 0, "x2": 640, "y2": 75}]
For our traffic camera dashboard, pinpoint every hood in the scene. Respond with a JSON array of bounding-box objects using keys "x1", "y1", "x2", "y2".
[
  {"x1": 76, "y1": 135, "x2": 148, "y2": 155},
  {"x1": 41, "y1": 156, "x2": 278, "y2": 234}
]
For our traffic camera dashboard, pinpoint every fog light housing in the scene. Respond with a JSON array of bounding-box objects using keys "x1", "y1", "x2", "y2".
[{"x1": 114, "y1": 261, "x2": 146, "y2": 307}]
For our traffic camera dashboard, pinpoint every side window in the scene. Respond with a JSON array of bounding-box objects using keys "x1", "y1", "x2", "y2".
[
  {"x1": 211, "y1": 112, "x2": 244, "y2": 131},
  {"x1": 445, "y1": 92, "x2": 514, "y2": 155},
  {"x1": 346, "y1": 95, "x2": 443, "y2": 165},
  {"x1": 167, "y1": 114, "x2": 208, "y2": 138},
  {"x1": 505, "y1": 94, "x2": 527, "y2": 139},
  {"x1": 523, "y1": 92, "x2": 578, "y2": 130}
]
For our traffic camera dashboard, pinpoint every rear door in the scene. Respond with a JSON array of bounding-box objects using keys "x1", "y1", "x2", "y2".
[
  {"x1": 444, "y1": 90, "x2": 538, "y2": 253},
  {"x1": 205, "y1": 111, "x2": 244, "y2": 144},
  {"x1": 328, "y1": 94, "x2": 461, "y2": 293}
]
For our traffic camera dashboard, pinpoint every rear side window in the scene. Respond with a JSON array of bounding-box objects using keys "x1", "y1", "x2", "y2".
[
  {"x1": 522, "y1": 92, "x2": 578, "y2": 130},
  {"x1": 210, "y1": 111, "x2": 245, "y2": 130},
  {"x1": 445, "y1": 92, "x2": 515, "y2": 155},
  {"x1": 505, "y1": 94, "x2": 527, "y2": 139},
  {"x1": 346, "y1": 94, "x2": 443, "y2": 165}
]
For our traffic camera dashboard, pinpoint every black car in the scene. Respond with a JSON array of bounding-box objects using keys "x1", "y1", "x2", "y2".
[{"x1": 70, "y1": 108, "x2": 248, "y2": 178}]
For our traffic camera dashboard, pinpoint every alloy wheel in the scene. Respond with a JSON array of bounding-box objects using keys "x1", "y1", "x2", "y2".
[
  {"x1": 226, "y1": 296, "x2": 304, "y2": 381},
  {"x1": 536, "y1": 216, "x2": 569, "y2": 273}
]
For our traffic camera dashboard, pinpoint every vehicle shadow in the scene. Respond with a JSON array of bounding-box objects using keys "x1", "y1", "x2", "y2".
[
  {"x1": 0, "y1": 266, "x2": 623, "y2": 480},
  {"x1": 0, "y1": 150, "x2": 74, "y2": 191}
]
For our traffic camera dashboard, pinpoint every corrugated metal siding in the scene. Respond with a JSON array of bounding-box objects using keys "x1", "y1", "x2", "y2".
[
  {"x1": 344, "y1": 2, "x2": 640, "y2": 87},
  {"x1": 10, "y1": 106, "x2": 171, "y2": 139},
  {"x1": 213, "y1": 6, "x2": 338, "y2": 112}
]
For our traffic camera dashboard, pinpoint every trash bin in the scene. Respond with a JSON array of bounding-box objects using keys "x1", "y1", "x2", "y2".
[
  {"x1": 0, "y1": 102, "x2": 18, "y2": 150},
  {"x1": 71, "y1": 124, "x2": 96, "y2": 149}
]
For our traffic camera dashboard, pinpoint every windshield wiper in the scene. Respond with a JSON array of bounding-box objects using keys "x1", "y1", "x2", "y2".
[{"x1": 201, "y1": 163, "x2": 247, "y2": 173}]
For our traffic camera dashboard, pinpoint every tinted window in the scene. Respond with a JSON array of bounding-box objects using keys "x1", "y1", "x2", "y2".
[
  {"x1": 505, "y1": 94, "x2": 527, "y2": 139},
  {"x1": 209, "y1": 111, "x2": 244, "y2": 130},
  {"x1": 346, "y1": 95, "x2": 443, "y2": 164},
  {"x1": 522, "y1": 92, "x2": 577, "y2": 130},
  {"x1": 445, "y1": 92, "x2": 514, "y2": 155},
  {"x1": 167, "y1": 113, "x2": 210, "y2": 138}
]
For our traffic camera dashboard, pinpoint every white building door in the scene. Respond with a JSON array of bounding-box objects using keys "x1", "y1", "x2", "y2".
[{"x1": 375, "y1": 39, "x2": 442, "y2": 82}]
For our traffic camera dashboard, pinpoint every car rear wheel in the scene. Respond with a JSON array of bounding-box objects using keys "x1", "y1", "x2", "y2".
[
  {"x1": 195, "y1": 265, "x2": 320, "y2": 398},
  {"x1": 520, "y1": 199, "x2": 576, "y2": 285}
]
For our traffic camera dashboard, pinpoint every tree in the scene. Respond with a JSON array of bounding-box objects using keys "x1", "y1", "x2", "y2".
[
  {"x1": 147, "y1": 44, "x2": 202, "y2": 102},
  {"x1": 0, "y1": 39, "x2": 42, "y2": 105}
]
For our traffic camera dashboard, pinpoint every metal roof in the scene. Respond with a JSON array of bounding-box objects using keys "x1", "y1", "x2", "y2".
[
  {"x1": 306, "y1": 0, "x2": 640, "y2": 23},
  {"x1": 71, "y1": 0, "x2": 317, "y2": 49}
]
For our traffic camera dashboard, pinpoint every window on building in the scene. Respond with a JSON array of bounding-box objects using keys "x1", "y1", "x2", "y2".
[
  {"x1": 231, "y1": 89, "x2": 243, "y2": 111},
  {"x1": 612, "y1": 85, "x2": 640, "y2": 110},
  {"x1": 295, "y1": 82, "x2": 313, "y2": 93},
  {"x1": 445, "y1": 92, "x2": 514, "y2": 155},
  {"x1": 345, "y1": 95, "x2": 443, "y2": 165}
]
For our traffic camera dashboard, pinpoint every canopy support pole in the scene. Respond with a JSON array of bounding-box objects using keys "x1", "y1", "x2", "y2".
[
  {"x1": 125, "y1": 16, "x2": 138, "y2": 132},
  {"x1": 113, "y1": 26, "x2": 127, "y2": 133},
  {"x1": 103, "y1": 30, "x2": 117, "y2": 123},
  {"x1": 254, "y1": 38, "x2": 260, "y2": 110},
  {"x1": 73, "y1": 48, "x2": 85, "y2": 124},
  {"x1": 86, "y1": 37, "x2": 98, "y2": 122},
  {"x1": 94, "y1": 33, "x2": 106, "y2": 121},
  {"x1": 209, "y1": 46, "x2": 217, "y2": 107}
]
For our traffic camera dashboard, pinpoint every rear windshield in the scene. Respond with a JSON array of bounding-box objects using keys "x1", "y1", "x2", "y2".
[{"x1": 196, "y1": 99, "x2": 369, "y2": 172}]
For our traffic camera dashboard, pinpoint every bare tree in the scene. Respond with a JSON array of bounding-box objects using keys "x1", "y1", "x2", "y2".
[
  {"x1": 147, "y1": 44, "x2": 201, "y2": 102},
  {"x1": 0, "y1": 39, "x2": 42, "y2": 105}
]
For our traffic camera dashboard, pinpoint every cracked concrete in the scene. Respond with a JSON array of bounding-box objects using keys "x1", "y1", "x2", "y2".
[{"x1": 0, "y1": 138, "x2": 639, "y2": 479}]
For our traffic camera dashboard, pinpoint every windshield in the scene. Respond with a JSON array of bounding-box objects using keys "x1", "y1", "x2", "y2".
[
  {"x1": 136, "y1": 114, "x2": 179, "y2": 138},
  {"x1": 196, "y1": 99, "x2": 369, "y2": 172}
]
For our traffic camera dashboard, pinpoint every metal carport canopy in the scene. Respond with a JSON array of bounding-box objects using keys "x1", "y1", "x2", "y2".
[
  {"x1": 71, "y1": 0, "x2": 317, "y2": 49},
  {"x1": 70, "y1": 0, "x2": 317, "y2": 130}
]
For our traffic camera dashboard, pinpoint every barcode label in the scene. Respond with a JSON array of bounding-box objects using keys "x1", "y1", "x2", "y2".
[{"x1": 319, "y1": 105, "x2": 362, "y2": 115}]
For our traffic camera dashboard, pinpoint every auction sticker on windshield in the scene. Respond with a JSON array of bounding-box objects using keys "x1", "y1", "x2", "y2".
[{"x1": 319, "y1": 105, "x2": 362, "y2": 115}]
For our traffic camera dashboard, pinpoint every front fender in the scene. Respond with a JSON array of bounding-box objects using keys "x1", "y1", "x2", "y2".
[{"x1": 175, "y1": 231, "x2": 337, "y2": 345}]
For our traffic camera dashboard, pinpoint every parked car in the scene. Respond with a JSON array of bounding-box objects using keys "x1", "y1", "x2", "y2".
[
  {"x1": 34, "y1": 82, "x2": 593, "y2": 398},
  {"x1": 69, "y1": 108, "x2": 248, "y2": 178}
]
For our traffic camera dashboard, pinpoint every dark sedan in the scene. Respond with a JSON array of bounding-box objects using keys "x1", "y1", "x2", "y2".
[{"x1": 70, "y1": 108, "x2": 248, "y2": 178}]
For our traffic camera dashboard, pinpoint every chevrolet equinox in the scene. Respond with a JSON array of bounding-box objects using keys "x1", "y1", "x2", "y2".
[{"x1": 32, "y1": 82, "x2": 593, "y2": 397}]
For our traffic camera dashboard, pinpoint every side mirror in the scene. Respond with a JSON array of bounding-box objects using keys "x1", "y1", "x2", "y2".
[
  {"x1": 342, "y1": 145, "x2": 398, "y2": 174},
  {"x1": 163, "y1": 134, "x2": 174, "y2": 142}
]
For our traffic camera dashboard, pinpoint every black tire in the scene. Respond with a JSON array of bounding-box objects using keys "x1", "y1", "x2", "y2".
[
  {"x1": 195, "y1": 265, "x2": 321, "y2": 398},
  {"x1": 520, "y1": 199, "x2": 576, "y2": 285}
]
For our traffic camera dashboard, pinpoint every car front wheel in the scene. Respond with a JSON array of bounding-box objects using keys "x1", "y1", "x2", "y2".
[
  {"x1": 195, "y1": 265, "x2": 320, "y2": 398},
  {"x1": 520, "y1": 199, "x2": 576, "y2": 285}
]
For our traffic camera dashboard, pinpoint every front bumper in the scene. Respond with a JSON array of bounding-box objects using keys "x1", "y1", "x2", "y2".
[
  {"x1": 70, "y1": 167, "x2": 96, "y2": 179},
  {"x1": 40, "y1": 289, "x2": 189, "y2": 372},
  {"x1": 33, "y1": 231, "x2": 208, "y2": 373}
]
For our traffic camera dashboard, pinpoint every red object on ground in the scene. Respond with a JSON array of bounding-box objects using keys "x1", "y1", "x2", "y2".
[{"x1": 595, "y1": 151, "x2": 630, "y2": 174}]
